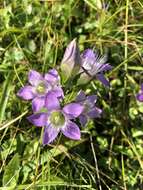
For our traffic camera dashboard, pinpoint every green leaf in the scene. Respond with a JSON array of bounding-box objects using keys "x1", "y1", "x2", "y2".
[
  {"x1": 1, "y1": 139, "x2": 17, "y2": 160},
  {"x1": 3, "y1": 153, "x2": 20, "y2": 188},
  {"x1": 23, "y1": 139, "x2": 39, "y2": 161},
  {"x1": 21, "y1": 140, "x2": 39, "y2": 183}
]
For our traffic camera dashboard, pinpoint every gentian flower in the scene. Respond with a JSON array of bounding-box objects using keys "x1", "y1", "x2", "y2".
[
  {"x1": 78, "y1": 49, "x2": 112, "y2": 86},
  {"x1": 27, "y1": 93, "x2": 84, "y2": 145},
  {"x1": 61, "y1": 39, "x2": 81, "y2": 82},
  {"x1": 17, "y1": 69, "x2": 63, "y2": 112},
  {"x1": 136, "y1": 84, "x2": 143, "y2": 102},
  {"x1": 76, "y1": 91, "x2": 102, "y2": 126}
]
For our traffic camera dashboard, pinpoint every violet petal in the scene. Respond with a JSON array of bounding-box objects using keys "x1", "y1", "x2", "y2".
[
  {"x1": 99, "y1": 63, "x2": 112, "y2": 72},
  {"x1": 44, "y1": 69, "x2": 59, "y2": 84},
  {"x1": 32, "y1": 96, "x2": 45, "y2": 112},
  {"x1": 87, "y1": 95, "x2": 97, "y2": 104},
  {"x1": 79, "y1": 115, "x2": 88, "y2": 126},
  {"x1": 28, "y1": 70, "x2": 43, "y2": 86},
  {"x1": 76, "y1": 91, "x2": 86, "y2": 102},
  {"x1": 96, "y1": 73, "x2": 110, "y2": 87},
  {"x1": 63, "y1": 103, "x2": 84, "y2": 119},
  {"x1": 52, "y1": 86, "x2": 64, "y2": 98},
  {"x1": 43, "y1": 124, "x2": 59, "y2": 145},
  {"x1": 45, "y1": 93, "x2": 60, "y2": 111},
  {"x1": 17, "y1": 86, "x2": 35, "y2": 100},
  {"x1": 61, "y1": 121, "x2": 81, "y2": 140},
  {"x1": 136, "y1": 93, "x2": 143, "y2": 102},
  {"x1": 27, "y1": 113, "x2": 47, "y2": 127},
  {"x1": 88, "y1": 107, "x2": 102, "y2": 118},
  {"x1": 81, "y1": 49, "x2": 95, "y2": 59}
]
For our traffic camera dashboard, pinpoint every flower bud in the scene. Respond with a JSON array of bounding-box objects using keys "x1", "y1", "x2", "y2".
[{"x1": 61, "y1": 39, "x2": 81, "y2": 82}]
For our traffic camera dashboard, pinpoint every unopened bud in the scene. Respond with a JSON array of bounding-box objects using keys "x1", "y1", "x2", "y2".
[{"x1": 61, "y1": 39, "x2": 81, "y2": 82}]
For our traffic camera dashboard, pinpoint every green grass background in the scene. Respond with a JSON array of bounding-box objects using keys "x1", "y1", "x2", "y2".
[{"x1": 1, "y1": 0, "x2": 143, "y2": 189}]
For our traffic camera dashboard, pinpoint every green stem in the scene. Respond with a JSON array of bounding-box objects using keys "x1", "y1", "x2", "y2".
[{"x1": 0, "y1": 72, "x2": 13, "y2": 123}]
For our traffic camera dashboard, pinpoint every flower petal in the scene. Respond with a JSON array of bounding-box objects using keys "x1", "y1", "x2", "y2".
[
  {"x1": 45, "y1": 92, "x2": 60, "y2": 111},
  {"x1": 76, "y1": 91, "x2": 86, "y2": 102},
  {"x1": 27, "y1": 113, "x2": 47, "y2": 127},
  {"x1": 52, "y1": 86, "x2": 64, "y2": 98},
  {"x1": 96, "y1": 54, "x2": 107, "y2": 65},
  {"x1": 61, "y1": 121, "x2": 80, "y2": 140},
  {"x1": 136, "y1": 93, "x2": 143, "y2": 102},
  {"x1": 96, "y1": 73, "x2": 110, "y2": 87},
  {"x1": 17, "y1": 86, "x2": 35, "y2": 100},
  {"x1": 87, "y1": 95, "x2": 97, "y2": 104},
  {"x1": 43, "y1": 124, "x2": 59, "y2": 145},
  {"x1": 99, "y1": 63, "x2": 112, "y2": 72},
  {"x1": 81, "y1": 49, "x2": 95, "y2": 59},
  {"x1": 88, "y1": 107, "x2": 102, "y2": 118},
  {"x1": 44, "y1": 69, "x2": 60, "y2": 84},
  {"x1": 79, "y1": 115, "x2": 88, "y2": 126},
  {"x1": 28, "y1": 70, "x2": 43, "y2": 86},
  {"x1": 63, "y1": 103, "x2": 84, "y2": 118},
  {"x1": 47, "y1": 69, "x2": 59, "y2": 78},
  {"x1": 32, "y1": 97, "x2": 45, "y2": 112}
]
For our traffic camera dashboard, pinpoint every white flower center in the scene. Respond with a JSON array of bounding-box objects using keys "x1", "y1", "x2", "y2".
[
  {"x1": 50, "y1": 111, "x2": 65, "y2": 128},
  {"x1": 36, "y1": 82, "x2": 46, "y2": 94}
]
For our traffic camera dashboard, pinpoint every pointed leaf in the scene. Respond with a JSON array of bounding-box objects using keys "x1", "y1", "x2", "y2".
[{"x1": 3, "y1": 153, "x2": 20, "y2": 187}]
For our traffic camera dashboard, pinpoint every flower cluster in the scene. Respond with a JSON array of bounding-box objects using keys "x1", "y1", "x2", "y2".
[{"x1": 17, "y1": 39, "x2": 112, "y2": 145}]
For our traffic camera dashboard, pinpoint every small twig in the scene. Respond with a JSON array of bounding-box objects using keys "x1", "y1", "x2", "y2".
[{"x1": 0, "y1": 110, "x2": 28, "y2": 130}]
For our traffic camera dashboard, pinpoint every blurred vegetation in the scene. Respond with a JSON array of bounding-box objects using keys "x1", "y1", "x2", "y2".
[{"x1": 1, "y1": 0, "x2": 143, "y2": 189}]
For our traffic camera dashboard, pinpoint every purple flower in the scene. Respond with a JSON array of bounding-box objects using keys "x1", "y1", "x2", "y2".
[
  {"x1": 17, "y1": 69, "x2": 63, "y2": 112},
  {"x1": 61, "y1": 39, "x2": 81, "y2": 81},
  {"x1": 136, "y1": 84, "x2": 143, "y2": 102},
  {"x1": 27, "y1": 93, "x2": 84, "y2": 145},
  {"x1": 76, "y1": 91, "x2": 102, "y2": 126},
  {"x1": 79, "y1": 49, "x2": 112, "y2": 86}
]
